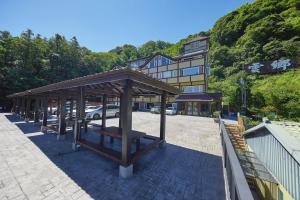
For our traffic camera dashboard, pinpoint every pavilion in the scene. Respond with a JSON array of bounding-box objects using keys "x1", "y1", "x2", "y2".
[{"x1": 7, "y1": 68, "x2": 180, "y2": 178}]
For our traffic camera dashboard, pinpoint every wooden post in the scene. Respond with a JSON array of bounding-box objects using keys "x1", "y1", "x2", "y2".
[
  {"x1": 42, "y1": 97, "x2": 48, "y2": 127},
  {"x1": 118, "y1": 95, "x2": 122, "y2": 128},
  {"x1": 114, "y1": 95, "x2": 123, "y2": 144},
  {"x1": 49, "y1": 100, "x2": 53, "y2": 115},
  {"x1": 79, "y1": 87, "x2": 85, "y2": 119},
  {"x1": 34, "y1": 98, "x2": 40, "y2": 123},
  {"x1": 160, "y1": 91, "x2": 166, "y2": 142},
  {"x1": 80, "y1": 87, "x2": 86, "y2": 133},
  {"x1": 75, "y1": 87, "x2": 85, "y2": 141},
  {"x1": 58, "y1": 96, "x2": 66, "y2": 138},
  {"x1": 56, "y1": 98, "x2": 60, "y2": 117},
  {"x1": 100, "y1": 94, "x2": 107, "y2": 146},
  {"x1": 73, "y1": 97, "x2": 81, "y2": 146},
  {"x1": 102, "y1": 94, "x2": 107, "y2": 128},
  {"x1": 121, "y1": 80, "x2": 132, "y2": 166},
  {"x1": 25, "y1": 97, "x2": 31, "y2": 121},
  {"x1": 69, "y1": 99, "x2": 73, "y2": 119},
  {"x1": 76, "y1": 98, "x2": 80, "y2": 119},
  {"x1": 15, "y1": 98, "x2": 20, "y2": 114},
  {"x1": 11, "y1": 98, "x2": 16, "y2": 113},
  {"x1": 21, "y1": 97, "x2": 26, "y2": 117}
]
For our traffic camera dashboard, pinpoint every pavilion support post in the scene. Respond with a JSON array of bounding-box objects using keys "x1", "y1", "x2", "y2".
[
  {"x1": 119, "y1": 80, "x2": 133, "y2": 178},
  {"x1": 15, "y1": 98, "x2": 20, "y2": 115},
  {"x1": 41, "y1": 97, "x2": 48, "y2": 132},
  {"x1": 11, "y1": 98, "x2": 16, "y2": 113},
  {"x1": 69, "y1": 99, "x2": 73, "y2": 119},
  {"x1": 79, "y1": 87, "x2": 86, "y2": 133},
  {"x1": 49, "y1": 100, "x2": 53, "y2": 115},
  {"x1": 25, "y1": 97, "x2": 31, "y2": 122},
  {"x1": 56, "y1": 98, "x2": 60, "y2": 118},
  {"x1": 34, "y1": 98, "x2": 40, "y2": 123},
  {"x1": 160, "y1": 91, "x2": 167, "y2": 146},
  {"x1": 75, "y1": 97, "x2": 81, "y2": 136},
  {"x1": 14, "y1": 98, "x2": 17, "y2": 113},
  {"x1": 100, "y1": 94, "x2": 107, "y2": 146},
  {"x1": 79, "y1": 87, "x2": 86, "y2": 119},
  {"x1": 57, "y1": 96, "x2": 66, "y2": 140},
  {"x1": 73, "y1": 87, "x2": 85, "y2": 150},
  {"x1": 18, "y1": 97, "x2": 22, "y2": 115},
  {"x1": 73, "y1": 98, "x2": 80, "y2": 151},
  {"x1": 114, "y1": 95, "x2": 123, "y2": 144},
  {"x1": 118, "y1": 95, "x2": 122, "y2": 128},
  {"x1": 20, "y1": 97, "x2": 25, "y2": 117}
]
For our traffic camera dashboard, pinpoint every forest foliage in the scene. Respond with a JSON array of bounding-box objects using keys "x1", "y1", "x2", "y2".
[{"x1": 0, "y1": 0, "x2": 299, "y2": 120}]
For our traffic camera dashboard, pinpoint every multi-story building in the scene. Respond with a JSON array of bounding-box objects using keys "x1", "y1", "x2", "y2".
[{"x1": 125, "y1": 36, "x2": 221, "y2": 116}]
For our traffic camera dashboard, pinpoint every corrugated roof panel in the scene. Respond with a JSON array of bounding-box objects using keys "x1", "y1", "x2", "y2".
[{"x1": 245, "y1": 121, "x2": 300, "y2": 200}]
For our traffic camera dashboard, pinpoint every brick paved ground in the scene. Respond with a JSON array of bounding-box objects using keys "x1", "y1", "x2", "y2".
[{"x1": 0, "y1": 112, "x2": 225, "y2": 200}]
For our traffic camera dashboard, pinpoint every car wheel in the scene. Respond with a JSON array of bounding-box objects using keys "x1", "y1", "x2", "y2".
[
  {"x1": 93, "y1": 114, "x2": 100, "y2": 120},
  {"x1": 115, "y1": 112, "x2": 120, "y2": 118}
]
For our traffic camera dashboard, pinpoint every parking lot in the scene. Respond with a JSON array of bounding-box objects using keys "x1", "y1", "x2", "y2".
[
  {"x1": 91, "y1": 111, "x2": 223, "y2": 156},
  {"x1": 1, "y1": 112, "x2": 225, "y2": 200}
]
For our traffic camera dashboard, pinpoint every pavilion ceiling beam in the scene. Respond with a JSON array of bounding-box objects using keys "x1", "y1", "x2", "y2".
[
  {"x1": 132, "y1": 82, "x2": 163, "y2": 95},
  {"x1": 7, "y1": 69, "x2": 180, "y2": 98},
  {"x1": 107, "y1": 82, "x2": 123, "y2": 94}
]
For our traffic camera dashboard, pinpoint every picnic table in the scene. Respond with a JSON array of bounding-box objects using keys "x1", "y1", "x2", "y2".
[{"x1": 99, "y1": 126, "x2": 146, "y2": 151}]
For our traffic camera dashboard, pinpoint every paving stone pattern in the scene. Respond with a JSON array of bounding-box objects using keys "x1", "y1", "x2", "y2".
[{"x1": 0, "y1": 112, "x2": 225, "y2": 200}]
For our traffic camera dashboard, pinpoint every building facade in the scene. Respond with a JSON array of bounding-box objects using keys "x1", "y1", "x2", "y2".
[
  {"x1": 126, "y1": 36, "x2": 221, "y2": 116},
  {"x1": 245, "y1": 121, "x2": 300, "y2": 200}
]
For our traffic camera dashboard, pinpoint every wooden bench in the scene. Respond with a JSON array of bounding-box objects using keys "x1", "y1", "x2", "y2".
[
  {"x1": 99, "y1": 126, "x2": 146, "y2": 151},
  {"x1": 42, "y1": 119, "x2": 91, "y2": 133}
]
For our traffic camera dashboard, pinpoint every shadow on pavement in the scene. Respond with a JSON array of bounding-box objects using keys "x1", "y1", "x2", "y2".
[{"x1": 5, "y1": 114, "x2": 225, "y2": 200}]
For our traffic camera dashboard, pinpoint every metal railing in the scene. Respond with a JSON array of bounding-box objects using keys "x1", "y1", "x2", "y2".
[{"x1": 219, "y1": 116, "x2": 254, "y2": 200}]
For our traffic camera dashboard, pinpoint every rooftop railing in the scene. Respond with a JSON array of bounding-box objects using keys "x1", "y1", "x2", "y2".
[{"x1": 219, "y1": 116, "x2": 254, "y2": 200}]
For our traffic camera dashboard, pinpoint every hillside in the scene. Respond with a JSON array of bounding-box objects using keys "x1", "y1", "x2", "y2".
[
  {"x1": 207, "y1": 0, "x2": 300, "y2": 121},
  {"x1": 160, "y1": 0, "x2": 300, "y2": 121},
  {"x1": 1, "y1": 0, "x2": 299, "y2": 120}
]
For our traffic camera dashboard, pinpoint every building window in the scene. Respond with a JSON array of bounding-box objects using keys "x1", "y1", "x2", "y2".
[
  {"x1": 129, "y1": 59, "x2": 146, "y2": 68},
  {"x1": 171, "y1": 70, "x2": 177, "y2": 77},
  {"x1": 201, "y1": 103, "x2": 209, "y2": 112},
  {"x1": 162, "y1": 71, "x2": 172, "y2": 78},
  {"x1": 184, "y1": 40, "x2": 208, "y2": 54},
  {"x1": 181, "y1": 66, "x2": 200, "y2": 76},
  {"x1": 157, "y1": 72, "x2": 162, "y2": 79},
  {"x1": 146, "y1": 55, "x2": 173, "y2": 68},
  {"x1": 149, "y1": 73, "x2": 157, "y2": 79},
  {"x1": 181, "y1": 85, "x2": 204, "y2": 93}
]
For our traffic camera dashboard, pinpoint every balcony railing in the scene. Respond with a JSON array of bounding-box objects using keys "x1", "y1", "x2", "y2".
[{"x1": 219, "y1": 116, "x2": 254, "y2": 200}]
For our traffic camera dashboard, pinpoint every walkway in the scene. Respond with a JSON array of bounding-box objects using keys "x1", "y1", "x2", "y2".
[{"x1": 0, "y1": 112, "x2": 225, "y2": 200}]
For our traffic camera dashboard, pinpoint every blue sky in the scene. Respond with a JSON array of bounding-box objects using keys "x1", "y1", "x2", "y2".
[{"x1": 0, "y1": 0, "x2": 254, "y2": 52}]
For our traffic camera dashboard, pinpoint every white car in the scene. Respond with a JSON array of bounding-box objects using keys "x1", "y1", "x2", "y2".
[
  {"x1": 85, "y1": 106, "x2": 100, "y2": 112},
  {"x1": 85, "y1": 104, "x2": 120, "y2": 120},
  {"x1": 166, "y1": 107, "x2": 176, "y2": 115},
  {"x1": 48, "y1": 107, "x2": 58, "y2": 115}
]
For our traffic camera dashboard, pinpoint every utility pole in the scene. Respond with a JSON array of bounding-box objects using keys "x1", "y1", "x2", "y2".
[{"x1": 240, "y1": 77, "x2": 247, "y2": 116}]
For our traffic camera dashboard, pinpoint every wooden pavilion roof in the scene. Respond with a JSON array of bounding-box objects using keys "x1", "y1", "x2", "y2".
[{"x1": 7, "y1": 68, "x2": 180, "y2": 98}]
